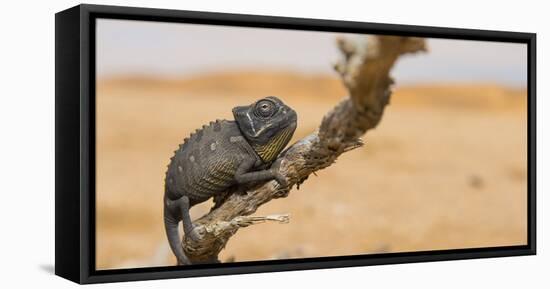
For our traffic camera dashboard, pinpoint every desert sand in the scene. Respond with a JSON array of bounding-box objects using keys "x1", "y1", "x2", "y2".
[{"x1": 95, "y1": 70, "x2": 527, "y2": 269}]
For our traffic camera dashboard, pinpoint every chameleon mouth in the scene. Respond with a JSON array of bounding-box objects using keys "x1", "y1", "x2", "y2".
[
  {"x1": 280, "y1": 109, "x2": 297, "y2": 128},
  {"x1": 278, "y1": 119, "x2": 296, "y2": 130}
]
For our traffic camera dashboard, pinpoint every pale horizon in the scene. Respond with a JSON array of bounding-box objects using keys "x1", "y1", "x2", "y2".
[{"x1": 97, "y1": 19, "x2": 528, "y2": 87}]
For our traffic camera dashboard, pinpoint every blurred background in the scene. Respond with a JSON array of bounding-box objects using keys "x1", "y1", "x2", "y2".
[{"x1": 95, "y1": 19, "x2": 527, "y2": 270}]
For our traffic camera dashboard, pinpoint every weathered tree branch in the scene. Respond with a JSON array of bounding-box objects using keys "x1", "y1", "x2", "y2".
[{"x1": 181, "y1": 35, "x2": 427, "y2": 264}]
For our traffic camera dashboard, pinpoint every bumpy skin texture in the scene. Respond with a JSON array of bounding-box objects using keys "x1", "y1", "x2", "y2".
[{"x1": 164, "y1": 96, "x2": 297, "y2": 265}]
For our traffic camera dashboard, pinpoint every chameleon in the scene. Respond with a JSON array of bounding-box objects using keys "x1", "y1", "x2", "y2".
[{"x1": 163, "y1": 96, "x2": 298, "y2": 265}]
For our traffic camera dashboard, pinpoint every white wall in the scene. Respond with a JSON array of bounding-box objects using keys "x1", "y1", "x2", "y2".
[{"x1": 0, "y1": 0, "x2": 546, "y2": 288}]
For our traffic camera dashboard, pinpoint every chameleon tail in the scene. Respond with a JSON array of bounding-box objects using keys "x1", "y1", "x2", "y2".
[{"x1": 163, "y1": 206, "x2": 191, "y2": 265}]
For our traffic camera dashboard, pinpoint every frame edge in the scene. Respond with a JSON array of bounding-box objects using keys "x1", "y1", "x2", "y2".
[{"x1": 55, "y1": 4, "x2": 84, "y2": 284}]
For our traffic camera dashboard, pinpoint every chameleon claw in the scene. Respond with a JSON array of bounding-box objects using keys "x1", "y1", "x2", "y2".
[
  {"x1": 274, "y1": 172, "x2": 289, "y2": 188},
  {"x1": 186, "y1": 226, "x2": 202, "y2": 242},
  {"x1": 270, "y1": 158, "x2": 289, "y2": 187}
]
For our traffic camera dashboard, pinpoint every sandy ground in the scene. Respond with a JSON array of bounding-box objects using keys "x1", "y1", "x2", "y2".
[{"x1": 95, "y1": 71, "x2": 527, "y2": 269}]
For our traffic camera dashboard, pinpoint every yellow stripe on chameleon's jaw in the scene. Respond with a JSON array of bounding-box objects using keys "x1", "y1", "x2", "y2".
[{"x1": 253, "y1": 126, "x2": 293, "y2": 163}]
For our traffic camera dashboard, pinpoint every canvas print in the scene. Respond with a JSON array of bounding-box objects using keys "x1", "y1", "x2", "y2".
[{"x1": 95, "y1": 19, "x2": 527, "y2": 269}]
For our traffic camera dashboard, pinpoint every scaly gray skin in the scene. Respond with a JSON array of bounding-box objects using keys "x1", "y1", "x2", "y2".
[{"x1": 164, "y1": 96, "x2": 298, "y2": 265}]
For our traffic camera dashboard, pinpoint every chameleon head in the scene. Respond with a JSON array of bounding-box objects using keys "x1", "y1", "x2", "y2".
[{"x1": 232, "y1": 96, "x2": 298, "y2": 162}]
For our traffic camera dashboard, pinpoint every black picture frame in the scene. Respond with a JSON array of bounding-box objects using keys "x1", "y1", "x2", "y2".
[{"x1": 55, "y1": 4, "x2": 536, "y2": 284}]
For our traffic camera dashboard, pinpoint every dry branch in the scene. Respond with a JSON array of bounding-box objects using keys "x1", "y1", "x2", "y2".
[{"x1": 180, "y1": 35, "x2": 427, "y2": 264}]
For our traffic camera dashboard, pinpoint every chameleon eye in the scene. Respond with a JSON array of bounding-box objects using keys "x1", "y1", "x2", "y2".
[{"x1": 255, "y1": 100, "x2": 275, "y2": 118}]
